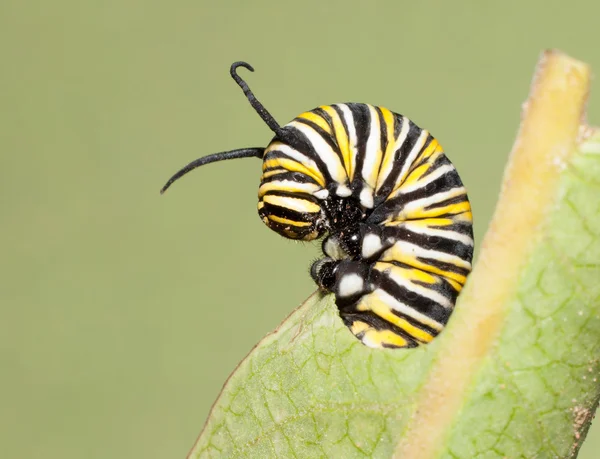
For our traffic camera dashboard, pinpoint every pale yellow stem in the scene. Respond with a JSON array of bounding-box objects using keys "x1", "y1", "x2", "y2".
[{"x1": 394, "y1": 50, "x2": 591, "y2": 459}]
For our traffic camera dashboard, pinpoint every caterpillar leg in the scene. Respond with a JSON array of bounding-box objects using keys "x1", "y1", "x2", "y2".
[{"x1": 310, "y1": 257, "x2": 339, "y2": 291}]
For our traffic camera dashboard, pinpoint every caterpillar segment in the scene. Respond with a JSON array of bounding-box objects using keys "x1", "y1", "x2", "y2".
[{"x1": 161, "y1": 62, "x2": 474, "y2": 349}]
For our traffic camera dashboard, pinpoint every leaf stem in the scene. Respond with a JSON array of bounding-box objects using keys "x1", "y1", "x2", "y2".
[{"x1": 395, "y1": 49, "x2": 591, "y2": 459}]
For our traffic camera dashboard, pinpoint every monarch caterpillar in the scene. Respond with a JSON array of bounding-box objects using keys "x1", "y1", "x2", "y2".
[{"x1": 161, "y1": 61, "x2": 474, "y2": 349}]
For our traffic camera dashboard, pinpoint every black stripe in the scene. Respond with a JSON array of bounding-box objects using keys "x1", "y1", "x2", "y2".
[
  {"x1": 260, "y1": 169, "x2": 321, "y2": 186},
  {"x1": 388, "y1": 171, "x2": 462, "y2": 213},
  {"x1": 381, "y1": 340, "x2": 411, "y2": 349},
  {"x1": 261, "y1": 189, "x2": 321, "y2": 204},
  {"x1": 376, "y1": 107, "x2": 389, "y2": 165},
  {"x1": 393, "y1": 112, "x2": 403, "y2": 138},
  {"x1": 375, "y1": 117, "x2": 422, "y2": 199},
  {"x1": 401, "y1": 210, "x2": 471, "y2": 222},
  {"x1": 340, "y1": 311, "x2": 419, "y2": 348},
  {"x1": 347, "y1": 103, "x2": 370, "y2": 193},
  {"x1": 403, "y1": 134, "x2": 435, "y2": 174},
  {"x1": 312, "y1": 107, "x2": 335, "y2": 131},
  {"x1": 429, "y1": 221, "x2": 474, "y2": 238},
  {"x1": 332, "y1": 104, "x2": 352, "y2": 154},
  {"x1": 416, "y1": 256, "x2": 471, "y2": 277},
  {"x1": 265, "y1": 134, "x2": 334, "y2": 185},
  {"x1": 366, "y1": 171, "x2": 465, "y2": 225},
  {"x1": 371, "y1": 269, "x2": 452, "y2": 325},
  {"x1": 295, "y1": 117, "x2": 345, "y2": 166},
  {"x1": 381, "y1": 225, "x2": 474, "y2": 260},
  {"x1": 261, "y1": 198, "x2": 319, "y2": 223},
  {"x1": 413, "y1": 276, "x2": 461, "y2": 302},
  {"x1": 262, "y1": 166, "x2": 286, "y2": 173},
  {"x1": 389, "y1": 309, "x2": 441, "y2": 337},
  {"x1": 260, "y1": 219, "x2": 318, "y2": 239},
  {"x1": 424, "y1": 193, "x2": 469, "y2": 211},
  {"x1": 332, "y1": 104, "x2": 355, "y2": 182},
  {"x1": 382, "y1": 259, "x2": 420, "y2": 271},
  {"x1": 414, "y1": 150, "x2": 451, "y2": 180},
  {"x1": 376, "y1": 260, "x2": 465, "y2": 301}
]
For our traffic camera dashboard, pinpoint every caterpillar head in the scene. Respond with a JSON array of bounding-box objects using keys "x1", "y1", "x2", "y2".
[
  {"x1": 160, "y1": 61, "x2": 328, "y2": 242},
  {"x1": 257, "y1": 191, "x2": 325, "y2": 241}
]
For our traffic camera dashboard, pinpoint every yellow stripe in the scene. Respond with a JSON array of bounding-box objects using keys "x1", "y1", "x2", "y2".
[
  {"x1": 366, "y1": 105, "x2": 383, "y2": 188},
  {"x1": 407, "y1": 200, "x2": 471, "y2": 220},
  {"x1": 374, "y1": 262, "x2": 455, "y2": 310},
  {"x1": 380, "y1": 247, "x2": 467, "y2": 285},
  {"x1": 289, "y1": 119, "x2": 349, "y2": 186},
  {"x1": 420, "y1": 146, "x2": 443, "y2": 165},
  {"x1": 262, "y1": 157, "x2": 325, "y2": 187},
  {"x1": 381, "y1": 107, "x2": 396, "y2": 152},
  {"x1": 260, "y1": 168, "x2": 287, "y2": 179},
  {"x1": 262, "y1": 194, "x2": 321, "y2": 213},
  {"x1": 406, "y1": 140, "x2": 442, "y2": 179},
  {"x1": 363, "y1": 329, "x2": 409, "y2": 348},
  {"x1": 457, "y1": 210, "x2": 473, "y2": 223},
  {"x1": 446, "y1": 278, "x2": 463, "y2": 292},
  {"x1": 389, "y1": 217, "x2": 455, "y2": 228},
  {"x1": 357, "y1": 290, "x2": 445, "y2": 332},
  {"x1": 376, "y1": 115, "x2": 409, "y2": 192},
  {"x1": 374, "y1": 262, "x2": 437, "y2": 285},
  {"x1": 419, "y1": 138, "x2": 442, "y2": 162},
  {"x1": 350, "y1": 320, "x2": 411, "y2": 348},
  {"x1": 322, "y1": 105, "x2": 353, "y2": 180},
  {"x1": 390, "y1": 139, "x2": 440, "y2": 195},
  {"x1": 400, "y1": 163, "x2": 431, "y2": 189},
  {"x1": 258, "y1": 181, "x2": 320, "y2": 198},
  {"x1": 372, "y1": 108, "x2": 397, "y2": 191},
  {"x1": 387, "y1": 187, "x2": 469, "y2": 219},
  {"x1": 350, "y1": 320, "x2": 370, "y2": 335},
  {"x1": 367, "y1": 298, "x2": 435, "y2": 343},
  {"x1": 297, "y1": 111, "x2": 332, "y2": 135},
  {"x1": 267, "y1": 215, "x2": 312, "y2": 227},
  {"x1": 374, "y1": 107, "x2": 397, "y2": 195}
]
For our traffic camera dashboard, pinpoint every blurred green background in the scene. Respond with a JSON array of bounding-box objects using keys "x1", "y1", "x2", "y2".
[{"x1": 2, "y1": 0, "x2": 600, "y2": 457}]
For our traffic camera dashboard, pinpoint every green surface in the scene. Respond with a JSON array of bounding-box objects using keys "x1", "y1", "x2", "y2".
[
  {"x1": 192, "y1": 134, "x2": 600, "y2": 458},
  {"x1": 2, "y1": 1, "x2": 600, "y2": 458}
]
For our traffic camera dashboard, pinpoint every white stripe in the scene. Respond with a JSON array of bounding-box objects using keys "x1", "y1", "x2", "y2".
[
  {"x1": 271, "y1": 143, "x2": 320, "y2": 174},
  {"x1": 377, "y1": 264, "x2": 453, "y2": 309},
  {"x1": 367, "y1": 289, "x2": 444, "y2": 331},
  {"x1": 361, "y1": 334, "x2": 381, "y2": 349},
  {"x1": 289, "y1": 120, "x2": 348, "y2": 185},
  {"x1": 258, "y1": 180, "x2": 321, "y2": 197},
  {"x1": 376, "y1": 116, "x2": 410, "y2": 190},
  {"x1": 385, "y1": 240, "x2": 472, "y2": 270},
  {"x1": 395, "y1": 128, "x2": 429, "y2": 186},
  {"x1": 263, "y1": 195, "x2": 320, "y2": 214},
  {"x1": 393, "y1": 164, "x2": 455, "y2": 195},
  {"x1": 361, "y1": 105, "x2": 383, "y2": 190},
  {"x1": 399, "y1": 221, "x2": 474, "y2": 246},
  {"x1": 337, "y1": 104, "x2": 358, "y2": 181},
  {"x1": 400, "y1": 187, "x2": 467, "y2": 216}
]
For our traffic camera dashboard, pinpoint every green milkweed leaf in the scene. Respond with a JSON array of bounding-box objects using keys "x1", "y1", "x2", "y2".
[{"x1": 189, "y1": 50, "x2": 600, "y2": 459}]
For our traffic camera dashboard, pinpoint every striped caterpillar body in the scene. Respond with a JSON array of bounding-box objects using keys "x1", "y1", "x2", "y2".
[{"x1": 161, "y1": 62, "x2": 474, "y2": 349}]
